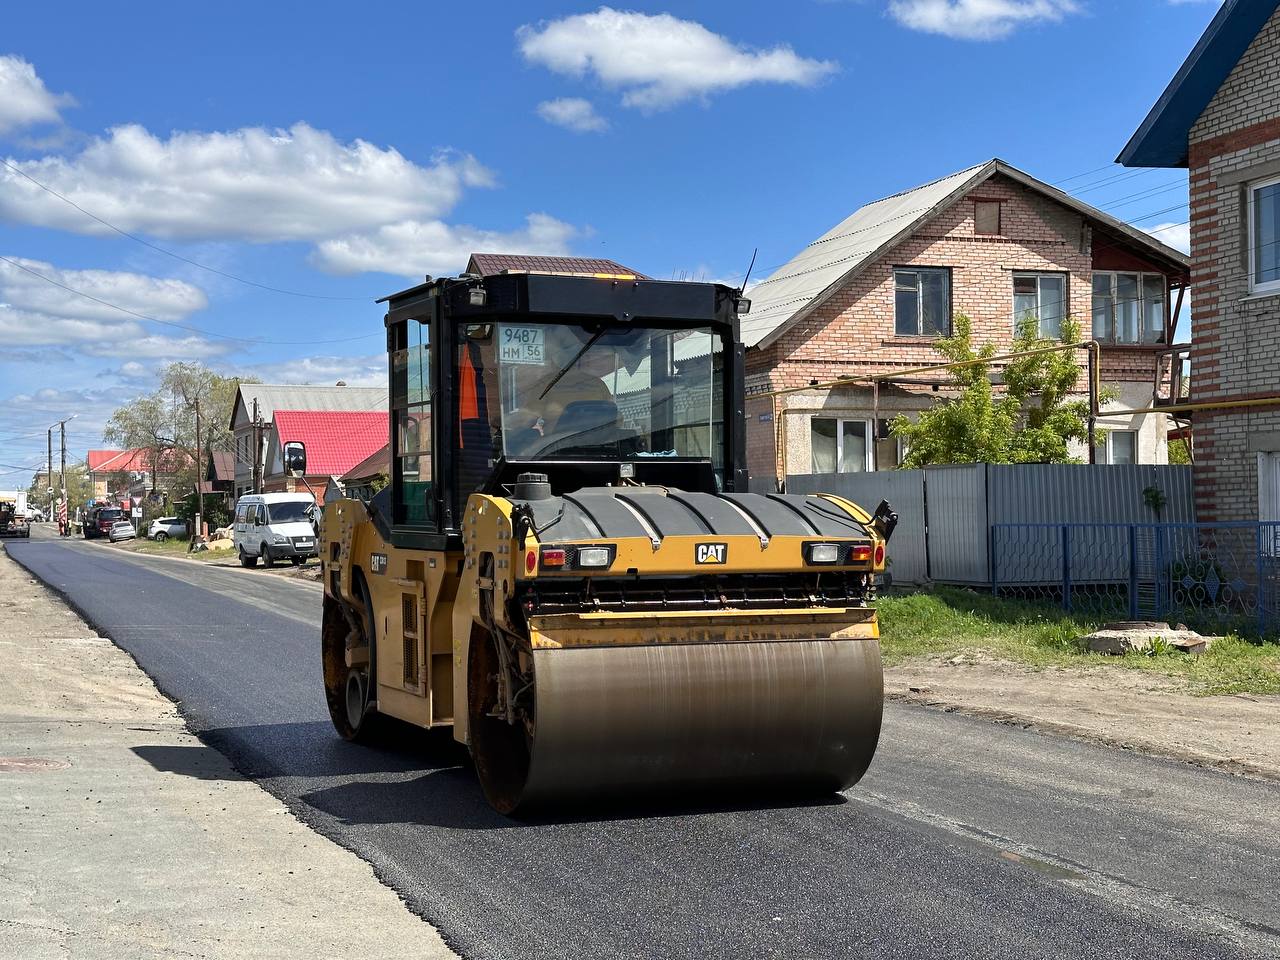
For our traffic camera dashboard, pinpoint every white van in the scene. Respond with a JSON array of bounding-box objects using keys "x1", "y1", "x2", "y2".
[{"x1": 233, "y1": 493, "x2": 317, "y2": 568}]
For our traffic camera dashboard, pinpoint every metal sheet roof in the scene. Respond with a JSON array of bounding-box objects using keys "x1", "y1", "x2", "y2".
[
  {"x1": 1118, "y1": 0, "x2": 1280, "y2": 168},
  {"x1": 741, "y1": 164, "x2": 985, "y2": 348},
  {"x1": 740, "y1": 159, "x2": 1191, "y2": 350},
  {"x1": 230, "y1": 383, "x2": 386, "y2": 429}
]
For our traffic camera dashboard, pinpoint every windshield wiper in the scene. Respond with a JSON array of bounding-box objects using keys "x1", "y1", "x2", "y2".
[{"x1": 539, "y1": 328, "x2": 607, "y2": 400}]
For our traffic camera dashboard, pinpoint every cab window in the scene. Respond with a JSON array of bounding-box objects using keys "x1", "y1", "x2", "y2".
[{"x1": 391, "y1": 319, "x2": 435, "y2": 528}]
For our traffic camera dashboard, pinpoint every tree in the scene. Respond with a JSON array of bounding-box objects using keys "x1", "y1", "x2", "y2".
[
  {"x1": 26, "y1": 463, "x2": 93, "y2": 513},
  {"x1": 1168, "y1": 437, "x2": 1192, "y2": 465},
  {"x1": 103, "y1": 363, "x2": 251, "y2": 504},
  {"x1": 892, "y1": 315, "x2": 1098, "y2": 467}
]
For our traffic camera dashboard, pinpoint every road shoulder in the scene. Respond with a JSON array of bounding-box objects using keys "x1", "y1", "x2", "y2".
[
  {"x1": 0, "y1": 543, "x2": 456, "y2": 960},
  {"x1": 887, "y1": 656, "x2": 1280, "y2": 781}
]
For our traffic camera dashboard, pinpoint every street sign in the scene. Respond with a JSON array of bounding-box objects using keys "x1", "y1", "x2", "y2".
[{"x1": 131, "y1": 507, "x2": 142, "y2": 518}]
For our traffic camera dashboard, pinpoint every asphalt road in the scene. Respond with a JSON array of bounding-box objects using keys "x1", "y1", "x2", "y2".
[{"x1": 9, "y1": 528, "x2": 1280, "y2": 960}]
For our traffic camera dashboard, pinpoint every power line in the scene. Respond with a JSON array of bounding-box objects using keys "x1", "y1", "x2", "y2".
[
  {"x1": 0, "y1": 255, "x2": 379, "y2": 346},
  {"x1": 0, "y1": 156, "x2": 371, "y2": 302}
]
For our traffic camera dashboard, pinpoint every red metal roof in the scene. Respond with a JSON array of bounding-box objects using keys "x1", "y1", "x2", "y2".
[
  {"x1": 87, "y1": 448, "x2": 190, "y2": 474},
  {"x1": 466, "y1": 253, "x2": 649, "y2": 279},
  {"x1": 87, "y1": 449, "x2": 126, "y2": 472},
  {"x1": 272, "y1": 410, "x2": 388, "y2": 478}
]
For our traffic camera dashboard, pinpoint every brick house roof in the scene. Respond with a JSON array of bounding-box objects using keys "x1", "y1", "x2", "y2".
[
  {"x1": 742, "y1": 158, "x2": 1191, "y2": 350},
  {"x1": 465, "y1": 253, "x2": 649, "y2": 279},
  {"x1": 1118, "y1": 0, "x2": 1280, "y2": 168},
  {"x1": 270, "y1": 410, "x2": 388, "y2": 477},
  {"x1": 340, "y1": 443, "x2": 389, "y2": 483}
]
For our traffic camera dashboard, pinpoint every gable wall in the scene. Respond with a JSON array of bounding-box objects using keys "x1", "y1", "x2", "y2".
[
  {"x1": 753, "y1": 174, "x2": 1094, "y2": 394},
  {"x1": 1185, "y1": 6, "x2": 1280, "y2": 522}
]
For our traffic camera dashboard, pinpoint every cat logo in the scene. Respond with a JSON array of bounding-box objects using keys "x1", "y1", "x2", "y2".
[
  {"x1": 695, "y1": 542, "x2": 727, "y2": 565},
  {"x1": 370, "y1": 553, "x2": 388, "y2": 575}
]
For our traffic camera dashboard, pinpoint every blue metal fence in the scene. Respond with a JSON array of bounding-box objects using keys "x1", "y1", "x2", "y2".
[{"x1": 992, "y1": 521, "x2": 1280, "y2": 637}]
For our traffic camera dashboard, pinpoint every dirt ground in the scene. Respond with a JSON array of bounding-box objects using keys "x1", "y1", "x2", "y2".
[{"x1": 886, "y1": 656, "x2": 1280, "y2": 781}]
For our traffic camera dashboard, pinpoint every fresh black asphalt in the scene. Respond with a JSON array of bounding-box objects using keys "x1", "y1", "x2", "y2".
[{"x1": 8, "y1": 533, "x2": 1280, "y2": 960}]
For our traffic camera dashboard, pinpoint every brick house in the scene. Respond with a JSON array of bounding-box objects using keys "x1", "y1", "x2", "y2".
[
  {"x1": 1118, "y1": 0, "x2": 1280, "y2": 524},
  {"x1": 742, "y1": 159, "x2": 1191, "y2": 482}
]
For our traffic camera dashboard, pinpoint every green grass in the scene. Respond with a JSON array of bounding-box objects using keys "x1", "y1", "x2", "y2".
[{"x1": 876, "y1": 586, "x2": 1280, "y2": 697}]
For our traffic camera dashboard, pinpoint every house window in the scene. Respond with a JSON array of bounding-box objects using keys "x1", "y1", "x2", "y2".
[
  {"x1": 894, "y1": 268, "x2": 951, "y2": 337},
  {"x1": 1250, "y1": 175, "x2": 1280, "y2": 293},
  {"x1": 1092, "y1": 272, "x2": 1165, "y2": 344},
  {"x1": 1013, "y1": 272, "x2": 1066, "y2": 338},
  {"x1": 974, "y1": 200, "x2": 1002, "y2": 235},
  {"x1": 811, "y1": 418, "x2": 871, "y2": 473},
  {"x1": 1107, "y1": 430, "x2": 1137, "y2": 465}
]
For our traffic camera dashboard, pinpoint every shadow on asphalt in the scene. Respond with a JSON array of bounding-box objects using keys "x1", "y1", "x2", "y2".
[{"x1": 301, "y1": 772, "x2": 849, "y2": 831}]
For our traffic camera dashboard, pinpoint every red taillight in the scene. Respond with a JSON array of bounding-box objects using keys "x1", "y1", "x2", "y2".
[
  {"x1": 874, "y1": 543, "x2": 885, "y2": 566},
  {"x1": 540, "y1": 547, "x2": 567, "y2": 567},
  {"x1": 525, "y1": 550, "x2": 537, "y2": 574},
  {"x1": 849, "y1": 544, "x2": 873, "y2": 562}
]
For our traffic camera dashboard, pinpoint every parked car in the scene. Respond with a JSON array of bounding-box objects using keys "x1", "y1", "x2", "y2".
[
  {"x1": 107, "y1": 520, "x2": 136, "y2": 542},
  {"x1": 27, "y1": 507, "x2": 45, "y2": 522},
  {"x1": 232, "y1": 493, "x2": 317, "y2": 568},
  {"x1": 84, "y1": 507, "x2": 125, "y2": 539},
  {"x1": 147, "y1": 517, "x2": 188, "y2": 541}
]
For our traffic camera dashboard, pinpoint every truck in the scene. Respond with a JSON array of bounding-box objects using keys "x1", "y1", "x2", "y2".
[
  {"x1": 313, "y1": 269, "x2": 897, "y2": 814},
  {"x1": 0, "y1": 490, "x2": 30, "y2": 538}
]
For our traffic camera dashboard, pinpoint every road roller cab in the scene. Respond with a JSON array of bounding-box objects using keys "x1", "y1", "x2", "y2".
[{"x1": 319, "y1": 269, "x2": 895, "y2": 813}]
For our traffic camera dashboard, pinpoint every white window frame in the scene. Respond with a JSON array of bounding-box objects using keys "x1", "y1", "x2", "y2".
[
  {"x1": 894, "y1": 267, "x2": 951, "y2": 338},
  {"x1": 1105, "y1": 430, "x2": 1139, "y2": 465},
  {"x1": 811, "y1": 417, "x2": 874, "y2": 473},
  {"x1": 1011, "y1": 272, "x2": 1068, "y2": 337},
  {"x1": 1248, "y1": 174, "x2": 1280, "y2": 294},
  {"x1": 1092, "y1": 271, "x2": 1168, "y2": 344}
]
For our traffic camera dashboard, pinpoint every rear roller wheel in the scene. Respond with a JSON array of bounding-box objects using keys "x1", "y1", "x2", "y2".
[
  {"x1": 322, "y1": 590, "x2": 377, "y2": 741},
  {"x1": 238, "y1": 547, "x2": 257, "y2": 568}
]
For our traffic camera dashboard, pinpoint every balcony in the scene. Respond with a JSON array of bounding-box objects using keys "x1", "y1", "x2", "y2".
[{"x1": 1152, "y1": 345, "x2": 1191, "y2": 409}]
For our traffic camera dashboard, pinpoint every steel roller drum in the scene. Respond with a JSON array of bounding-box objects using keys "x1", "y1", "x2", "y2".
[{"x1": 517, "y1": 638, "x2": 883, "y2": 806}]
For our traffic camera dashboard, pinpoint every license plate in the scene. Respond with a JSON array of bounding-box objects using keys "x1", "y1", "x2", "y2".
[{"x1": 296, "y1": 540, "x2": 313, "y2": 547}]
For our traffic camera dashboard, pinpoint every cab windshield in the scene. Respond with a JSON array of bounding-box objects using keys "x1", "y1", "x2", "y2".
[
  {"x1": 458, "y1": 321, "x2": 724, "y2": 462},
  {"x1": 266, "y1": 501, "x2": 312, "y2": 523}
]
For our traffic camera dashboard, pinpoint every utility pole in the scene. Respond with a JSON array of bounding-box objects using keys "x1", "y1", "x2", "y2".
[
  {"x1": 193, "y1": 397, "x2": 204, "y2": 547},
  {"x1": 46, "y1": 428, "x2": 53, "y2": 513},
  {"x1": 59, "y1": 419, "x2": 67, "y2": 537},
  {"x1": 251, "y1": 398, "x2": 262, "y2": 494}
]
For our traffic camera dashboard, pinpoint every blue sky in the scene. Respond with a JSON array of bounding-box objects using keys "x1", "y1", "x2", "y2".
[{"x1": 0, "y1": 0, "x2": 1223, "y2": 478}]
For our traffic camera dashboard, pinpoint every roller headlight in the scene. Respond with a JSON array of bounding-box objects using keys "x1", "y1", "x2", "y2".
[
  {"x1": 806, "y1": 542, "x2": 842, "y2": 565},
  {"x1": 575, "y1": 545, "x2": 615, "y2": 569}
]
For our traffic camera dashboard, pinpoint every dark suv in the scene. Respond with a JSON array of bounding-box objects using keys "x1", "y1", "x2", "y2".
[{"x1": 85, "y1": 507, "x2": 125, "y2": 540}]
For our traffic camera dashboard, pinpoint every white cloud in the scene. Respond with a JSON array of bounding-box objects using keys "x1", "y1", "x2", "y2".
[
  {"x1": 1146, "y1": 221, "x2": 1190, "y2": 254},
  {"x1": 0, "y1": 123, "x2": 494, "y2": 242},
  {"x1": 0, "y1": 256, "x2": 207, "y2": 322},
  {"x1": 537, "y1": 97, "x2": 609, "y2": 132},
  {"x1": 313, "y1": 213, "x2": 577, "y2": 278},
  {"x1": 0, "y1": 256, "x2": 224, "y2": 357},
  {"x1": 226, "y1": 353, "x2": 388, "y2": 389},
  {"x1": 0, "y1": 55, "x2": 73, "y2": 134},
  {"x1": 888, "y1": 0, "x2": 1080, "y2": 40},
  {"x1": 0, "y1": 305, "x2": 142, "y2": 346},
  {"x1": 517, "y1": 8, "x2": 837, "y2": 111},
  {"x1": 80, "y1": 335, "x2": 231, "y2": 359}
]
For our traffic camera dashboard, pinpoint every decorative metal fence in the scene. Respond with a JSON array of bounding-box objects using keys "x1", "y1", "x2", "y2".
[{"x1": 992, "y1": 521, "x2": 1280, "y2": 636}]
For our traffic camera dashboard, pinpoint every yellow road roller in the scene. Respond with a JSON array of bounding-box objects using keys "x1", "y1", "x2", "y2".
[{"x1": 307, "y1": 269, "x2": 896, "y2": 813}]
